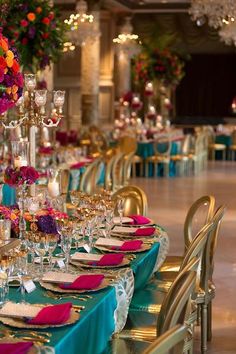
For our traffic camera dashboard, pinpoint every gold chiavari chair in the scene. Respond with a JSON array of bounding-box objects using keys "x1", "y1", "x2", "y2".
[
  {"x1": 123, "y1": 151, "x2": 136, "y2": 186},
  {"x1": 79, "y1": 157, "x2": 103, "y2": 195},
  {"x1": 229, "y1": 129, "x2": 236, "y2": 160},
  {"x1": 143, "y1": 325, "x2": 187, "y2": 354},
  {"x1": 112, "y1": 185, "x2": 148, "y2": 216},
  {"x1": 110, "y1": 270, "x2": 197, "y2": 354},
  {"x1": 160, "y1": 195, "x2": 215, "y2": 274},
  {"x1": 117, "y1": 135, "x2": 143, "y2": 178},
  {"x1": 60, "y1": 168, "x2": 70, "y2": 195},
  {"x1": 111, "y1": 152, "x2": 126, "y2": 192},
  {"x1": 207, "y1": 130, "x2": 226, "y2": 161},
  {"x1": 170, "y1": 134, "x2": 191, "y2": 177},
  {"x1": 145, "y1": 135, "x2": 172, "y2": 178}
]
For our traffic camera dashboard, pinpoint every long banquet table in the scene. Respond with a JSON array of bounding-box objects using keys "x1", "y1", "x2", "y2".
[{"x1": 7, "y1": 231, "x2": 168, "y2": 354}]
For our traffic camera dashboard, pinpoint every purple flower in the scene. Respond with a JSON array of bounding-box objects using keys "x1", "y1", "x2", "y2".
[
  {"x1": 4, "y1": 74, "x2": 15, "y2": 87},
  {"x1": 0, "y1": 98, "x2": 14, "y2": 114},
  {"x1": 37, "y1": 215, "x2": 58, "y2": 234},
  {"x1": 40, "y1": 55, "x2": 50, "y2": 70},
  {"x1": 28, "y1": 26, "x2": 36, "y2": 39}
]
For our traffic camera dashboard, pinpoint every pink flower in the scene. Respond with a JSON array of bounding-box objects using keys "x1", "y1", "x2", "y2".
[
  {"x1": 20, "y1": 166, "x2": 39, "y2": 185},
  {"x1": 20, "y1": 19, "x2": 29, "y2": 27}
]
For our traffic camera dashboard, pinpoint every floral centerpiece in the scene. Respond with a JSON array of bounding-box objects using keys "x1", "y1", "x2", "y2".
[
  {"x1": 132, "y1": 48, "x2": 185, "y2": 88},
  {"x1": 4, "y1": 166, "x2": 39, "y2": 187},
  {"x1": 0, "y1": 33, "x2": 24, "y2": 114},
  {"x1": 1, "y1": 0, "x2": 66, "y2": 73}
]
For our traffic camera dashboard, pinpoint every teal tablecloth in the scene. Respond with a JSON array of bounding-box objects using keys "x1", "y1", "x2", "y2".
[
  {"x1": 136, "y1": 141, "x2": 180, "y2": 177},
  {"x1": 8, "y1": 241, "x2": 160, "y2": 354}
]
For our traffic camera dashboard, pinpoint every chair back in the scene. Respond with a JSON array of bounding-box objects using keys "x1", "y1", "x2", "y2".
[
  {"x1": 231, "y1": 130, "x2": 236, "y2": 145},
  {"x1": 201, "y1": 205, "x2": 226, "y2": 291},
  {"x1": 111, "y1": 152, "x2": 125, "y2": 192},
  {"x1": 181, "y1": 134, "x2": 191, "y2": 155},
  {"x1": 144, "y1": 324, "x2": 187, "y2": 354},
  {"x1": 104, "y1": 151, "x2": 117, "y2": 191},
  {"x1": 79, "y1": 158, "x2": 102, "y2": 194},
  {"x1": 123, "y1": 151, "x2": 136, "y2": 185},
  {"x1": 157, "y1": 270, "x2": 197, "y2": 335},
  {"x1": 112, "y1": 185, "x2": 148, "y2": 216},
  {"x1": 184, "y1": 195, "x2": 215, "y2": 251},
  {"x1": 153, "y1": 134, "x2": 172, "y2": 157},
  {"x1": 118, "y1": 136, "x2": 137, "y2": 154},
  {"x1": 60, "y1": 169, "x2": 70, "y2": 195}
]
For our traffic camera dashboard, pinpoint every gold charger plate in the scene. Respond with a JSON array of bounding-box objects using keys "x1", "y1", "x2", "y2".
[
  {"x1": 39, "y1": 278, "x2": 110, "y2": 294},
  {"x1": 95, "y1": 243, "x2": 151, "y2": 253},
  {"x1": 70, "y1": 256, "x2": 131, "y2": 269},
  {"x1": 111, "y1": 229, "x2": 159, "y2": 238},
  {"x1": 0, "y1": 304, "x2": 79, "y2": 329}
]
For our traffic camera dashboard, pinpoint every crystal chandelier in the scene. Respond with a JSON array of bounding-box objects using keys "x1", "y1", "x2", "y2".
[
  {"x1": 64, "y1": 0, "x2": 100, "y2": 50},
  {"x1": 113, "y1": 17, "x2": 141, "y2": 58},
  {"x1": 219, "y1": 21, "x2": 236, "y2": 46},
  {"x1": 189, "y1": 0, "x2": 236, "y2": 29}
]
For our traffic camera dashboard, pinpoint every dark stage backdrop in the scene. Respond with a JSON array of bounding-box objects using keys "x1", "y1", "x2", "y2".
[{"x1": 175, "y1": 54, "x2": 236, "y2": 123}]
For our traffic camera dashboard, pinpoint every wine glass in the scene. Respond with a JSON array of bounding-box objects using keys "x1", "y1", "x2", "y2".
[
  {"x1": 34, "y1": 235, "x2": 49, "y2": 277},
  {"x1": 16, "y1": 251, "x2": 28, "y2": 303},
  {"x1": 105, "y1": 209, "x2": 114, "y2": 238},
  {"x1": 117, "y1": 198, "x2": 125, "y2": 225},
  {"x1": 56, "y1": 219, "x2": 73, "y2": 271},
  {"x1": 46, "y1": 234, "x2": 58, "y2": 270},
  {"x1": 60, "y1": 235, "x2": 72, "y2": 271}
]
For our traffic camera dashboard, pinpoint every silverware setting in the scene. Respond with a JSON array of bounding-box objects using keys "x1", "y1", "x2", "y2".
[
  {"x1": 0, "y1": 328, "x2": 51, "y2": 343},
  {"x1": 45, "y1": 290, "x2": 88, "y2": 301}
]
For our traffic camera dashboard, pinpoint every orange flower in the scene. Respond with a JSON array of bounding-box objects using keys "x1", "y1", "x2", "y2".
[
  {"x1": 6, "y1": 87, "x2": 12, "y2": 95},
  {"x1": 6, "y1": 50, "x2": 14, "y2": 60},
  {"x1": 6, "y1": 56, "x2": 13, "y2": 68},
  {"x1": 10, "y1": 212, "x2": 18, "y2": 221},
  {"x1": 36, "y1": 7, "x2": 42, "y2": 14},
  {"x1": 12, "y1": 85, "x2": 18, "y2": 94},
  {"x1": 0, "y1": 38, "x2": 8, "y2": 52},
  {"x1": 13, "y1": 93, "x2": 18, "y2": 101},
  {"x1": 27, "y1": 12, "x2": 36, "y2": 22}
]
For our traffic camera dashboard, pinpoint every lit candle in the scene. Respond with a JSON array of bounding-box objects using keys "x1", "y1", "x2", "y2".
[
  {"x1": 14, "y1": 156, "x2": 28, "y2": 168},
  {"x1": 48, "y1": 180, "x2": 60, "y2": 198},
  {"x1": 54, "y1": 97, "x2": 64, "y2": 107},
  {"x1": 145, "y1": 82, "x2": 153, "y2": 94}
]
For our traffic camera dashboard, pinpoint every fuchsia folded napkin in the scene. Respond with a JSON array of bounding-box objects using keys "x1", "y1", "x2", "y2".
[
  {"x1": 70, "y1": 162, "x2": 86, "y2": 169},
  {"x1": 129, "y1": 215, "x2": 151, "y2": 225},
  {"x1": 134, "y1": 227, "x2": 155, "y2": 237},
  {"x1": 27, "y1": 303, "x2": 72, "y2": 325},
  {"x1": 60, "y1": 274, "x2": 105, "y2": 290},
  {"x1": 0, "y1": 342, "x2": 33, "y2": 354},
  {"x1": 112, "y1": 240, "x2": 143, "y2": 251},
  {"x1": 93, "y1": 253, "x2": 124, "y2": 266}
]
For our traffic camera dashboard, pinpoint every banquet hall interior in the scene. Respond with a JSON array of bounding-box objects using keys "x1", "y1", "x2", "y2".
[{"x1": 0, "y1": 0, "x2": 235, "y2": 353}]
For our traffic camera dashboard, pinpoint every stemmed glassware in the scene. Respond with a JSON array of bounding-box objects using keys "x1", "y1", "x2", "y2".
[
  {"x1": 56, "y1": 219, "x2": 73, "y2": 271},
  {"x1": 117, "y1": 197, "x2": 125, "y2": 225},
  {"x1": 33, "y1": 234, "x2": 49, "y2": 277},
  {"x1": 16, "y1": 250, "x2": 28, "y2": 303},
  {"x1": 104, "y1": 209, "x2": 114, "y2": 238},
  {"x1": 46, "y1": 234, "x2": 58, "y2": 270}
]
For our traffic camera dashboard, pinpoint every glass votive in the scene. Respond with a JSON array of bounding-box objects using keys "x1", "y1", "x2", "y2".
[
  {"x1": 0, "y1": 219, "x2": 11, "y2": 240},
  {"x1": 24, "y1": 74, "x2": 36, "y2": 91},
  {"x1": 11, "y1": 141, "x2": 29, "y2": 168}
]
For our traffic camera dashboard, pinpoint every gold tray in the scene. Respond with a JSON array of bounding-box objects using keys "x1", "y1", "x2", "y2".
[
  {"x1": 0, "y1": 304, "x2": 79, "y2": 329},
  {"x1": 70, "y1": 256, "x2": 131, "y2": 269},
  {"x1": 95, "y1": 243, "x2": 151, "y2": 253},
  {"x1": 39, "y1": 278, "x2": 110, "y2": 294},
  {"x1": 111, "y1": 228, "x2": 159, "y2": 238}
]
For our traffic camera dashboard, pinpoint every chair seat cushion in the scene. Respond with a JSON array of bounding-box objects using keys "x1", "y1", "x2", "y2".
[
  {"x1": 208, "y1": 143, "x2": 226, "y2": 150},
  {"x1": 147, "y1": 156, "x2": 170, "y2": 163}
]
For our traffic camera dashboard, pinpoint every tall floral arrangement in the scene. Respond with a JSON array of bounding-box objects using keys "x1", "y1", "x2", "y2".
[
  {"x1": 0, "y1": 33, "x2": 24, "y2": 114},
  {"x1": 1, "y1": 0, "x2": 66, "y2": 73},
  {"x1": 133, "y1": 47, "x2": 185, "y2": 88}
]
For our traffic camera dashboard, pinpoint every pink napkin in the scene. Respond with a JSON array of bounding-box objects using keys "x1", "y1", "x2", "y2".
[
  {"x1": 93, "y1": 253, "x2": 124, "y2": 266},
  {"x1": 134, "y1": 227, "x2": 155, "y2": 237},
  {"x1": 70, "y1": 162, "x2": 86, "y2": 169},
  {"x1": 27, "y1": 303, "x2": 72, "y2": 325},
  {"x1": 118, "y1": 240, "x2": 143, "y2": 251},
  {"x1": 129, "y1": 215, "x2": 151, "y2": 225},
  {"x1": 60, "y1": 274, "x2": 104, "y2": 290},
  {"x1": 0, "y1": 342, "x2": 33, "y2": 354}
]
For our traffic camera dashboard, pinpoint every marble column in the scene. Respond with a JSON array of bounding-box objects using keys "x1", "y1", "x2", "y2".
[
  {"x1": 116, "y1": 51, "x2": 131, "y2": 98},
  {"x1": 81, "y1": 11, "x2": 100, "y2": 126}
]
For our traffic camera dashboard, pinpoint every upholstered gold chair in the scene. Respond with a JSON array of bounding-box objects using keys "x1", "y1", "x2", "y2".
[
  {"x1": 109, "y1": 269, "x2": 196, "y2": 354},
  {"x1": 145, "y1": 135, "x2": 172, "y2": 177},
  {"x1": 143, "y1": 324, "x2": 187, "y2": 354},
  {"x1": 160, "y1": 195, "x2": 215, "y2": 274},
  {"x1": 207, "y1": 130, "x2": 226, "y2": 161},
  {"x1": 170, "y1": 134, "x2": 191, "y2": 177},
  {"x1": 118, "y1": 135, "x2": 143, "y2": 177},
  {"x1": 112, "y1": 185, "x2": 148, "y2": 216},
  {"x1": 79, "y1": 157, "x2": 102, "y2": 194}
]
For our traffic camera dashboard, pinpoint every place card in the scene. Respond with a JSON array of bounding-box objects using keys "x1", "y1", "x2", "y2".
[
  {"x1": 83, "y1": 244, "x2": 91, "y2": 253},
  {"x1": 57, "y1": 259, "x2": 65, "y2": 269},
  {"x1": 42, "y1": 271, "x2": 77, "y2": 284},
  {"x1": 71, "y1": 252, "x2": 102, "y2": 262},
  {"x1": 0, "y1": 302, "x2": 40, "y2": 319},
  {"x1": 112, "y1": 226, "x2": 138, "y2": 234},
  {"x1": 23, "y1": 279, "x2": 36, "y2": 294},
  {"x1": 95, "y1": 238, "x2": 123, "y2": 247}
]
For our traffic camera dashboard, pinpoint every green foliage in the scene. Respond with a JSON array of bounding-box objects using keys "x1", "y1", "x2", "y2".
[{"x1": 1, "y1": 0, "x2": 67, "y2": 73}]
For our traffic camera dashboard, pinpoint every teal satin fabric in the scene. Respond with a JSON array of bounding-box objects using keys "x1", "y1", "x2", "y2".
[
  {"x1": 2, "y1": 184, "x2": 16, "y2": 206},
  {"x1": 8, "y1": 242, "x2": 160, "y2": 354},
  {"x1": 9, "y1": 285, "x2": 117, "y2": 354},
  {"x1": 131, "y1": 243, "x2": 160, "y2": 290}
]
